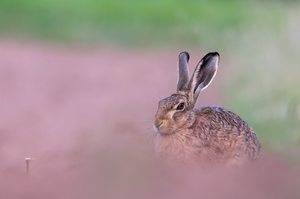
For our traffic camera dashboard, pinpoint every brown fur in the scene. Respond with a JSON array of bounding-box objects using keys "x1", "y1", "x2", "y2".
[
  {"x1": 153, "y1": 52, "x2": 261, "y2": 166},
  {"x1": 155, "y1": 106, "x2": 260, "y2": 165}
]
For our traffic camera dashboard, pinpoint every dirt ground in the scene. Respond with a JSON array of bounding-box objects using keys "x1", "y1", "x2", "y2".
[{"x1": 0, "y1": 39, "x2": 299, "y2": 199}]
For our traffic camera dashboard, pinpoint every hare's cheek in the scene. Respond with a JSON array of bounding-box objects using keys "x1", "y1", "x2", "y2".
[
  {"x1": 174, "y1": 111, "x2": 195, "y2": 128},
  {"x1": 173, "y1": 112, "x2": 185, "y2": 125},
  {"x1": 172, "y1": 112, "x2": 178, "y2": 119}
]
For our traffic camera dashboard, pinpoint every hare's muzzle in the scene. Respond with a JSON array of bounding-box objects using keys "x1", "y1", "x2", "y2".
[
  {"x1": 153, "y1": 119, "x2": 175, "y2": 136},
  {"x1": 153, "y1": 120, "x2": 163, "y2": 132}
]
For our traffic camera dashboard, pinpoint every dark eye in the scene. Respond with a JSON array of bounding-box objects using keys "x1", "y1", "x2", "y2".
[{"x1": 176, "y1": 102, "x2": 185, "y2": 111}]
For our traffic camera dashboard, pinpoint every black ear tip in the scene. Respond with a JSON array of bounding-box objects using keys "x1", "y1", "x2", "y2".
[
  {"x1": 179, "y1": 51, "x2": 190, "y2": 61},
  {"x1": 208, "y1": 52, "x2": 220, "y2": 57},
  {"x1": 203, "y1": 52, "x2": 220, "y2": 62}
]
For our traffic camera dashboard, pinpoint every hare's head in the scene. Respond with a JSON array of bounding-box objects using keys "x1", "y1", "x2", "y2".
[{"x1": 154, "y1": 52, "x2": 219, "y2": 135}]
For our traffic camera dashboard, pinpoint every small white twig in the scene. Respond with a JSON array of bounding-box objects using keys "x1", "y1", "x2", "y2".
[{"x1": 25, "y1": 157, "x2": 34, "y2": 175}]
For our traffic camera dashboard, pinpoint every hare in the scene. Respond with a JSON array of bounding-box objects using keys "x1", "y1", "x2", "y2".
[{"x1": 153, "y1": 52, "x2": 260, "y2": 166}]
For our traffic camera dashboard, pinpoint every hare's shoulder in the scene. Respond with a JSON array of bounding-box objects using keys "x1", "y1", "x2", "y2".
[
  {"x1": 194, "y1": 106, "x2": 253, "y2": 134},
  {"x1": 195, "y1": 106, "x2": 261, "y2": 160}
]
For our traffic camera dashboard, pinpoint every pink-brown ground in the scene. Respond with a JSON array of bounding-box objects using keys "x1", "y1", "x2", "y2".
[{"x1": 0, "y1": 39, "x2": 299, "y2": 199}]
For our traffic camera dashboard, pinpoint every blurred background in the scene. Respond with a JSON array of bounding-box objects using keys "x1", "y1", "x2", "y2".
[{"x1": 0, "y1": 0, "x2": 299, "y2": 198}]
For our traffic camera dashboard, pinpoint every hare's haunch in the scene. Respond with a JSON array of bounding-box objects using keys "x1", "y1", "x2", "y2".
[{"x1": 153, "y1": 52, "x2": 260, "y2": 165}]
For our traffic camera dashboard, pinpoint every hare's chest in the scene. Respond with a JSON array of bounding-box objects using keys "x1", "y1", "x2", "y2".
[
  {"x1": 154, "y1": 131, "x2": 199, "y2": 162},
  {"x1": 154, "y1": 130, "x2": 227, "y2": 163}
]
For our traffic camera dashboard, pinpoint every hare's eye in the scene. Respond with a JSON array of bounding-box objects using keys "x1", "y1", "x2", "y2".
[{"x1": 176, "y1": 102, "x2": 185, "y2": 111}]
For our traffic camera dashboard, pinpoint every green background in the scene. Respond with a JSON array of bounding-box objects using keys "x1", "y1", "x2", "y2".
[{"x1": 1, "y1": 0, "x2": 299, "y2": 160}]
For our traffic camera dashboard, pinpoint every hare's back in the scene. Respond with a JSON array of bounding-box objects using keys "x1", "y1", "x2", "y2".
[{"x1": 194, "y1": 106, "x2": 260, "y2": 160}]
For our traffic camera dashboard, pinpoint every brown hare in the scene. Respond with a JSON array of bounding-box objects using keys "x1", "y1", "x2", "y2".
[{"x1": 153, "y1": 52, "x2": 261, "y2": 166}]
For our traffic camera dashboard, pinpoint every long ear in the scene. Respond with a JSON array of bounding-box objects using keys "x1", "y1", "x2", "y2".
[
  {"x1": 177, "y1": 51, "x2": 190, "y2": 91},
  {"x1": 188, "y1": 52, "x2": 219, "y2": 104}
]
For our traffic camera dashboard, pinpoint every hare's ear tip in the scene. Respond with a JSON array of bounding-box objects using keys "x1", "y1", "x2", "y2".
[
  {"x1": 203, "y1": 52, "x2": 220, "y2": 62},
  {"x1": 179, "y1": 51, "x2": 190, "y2": 60},
  {"x1": 207, "y1": 52, "x2": 220, "y2": 57}
]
